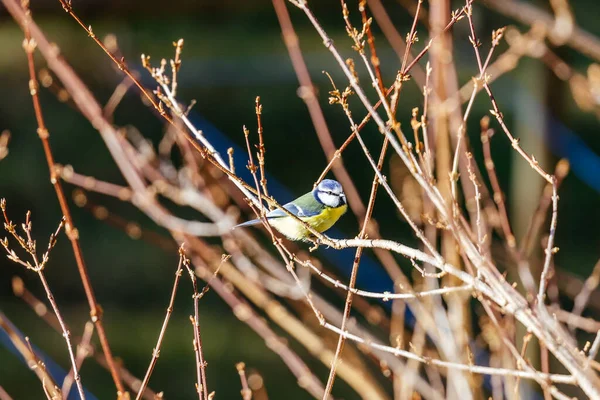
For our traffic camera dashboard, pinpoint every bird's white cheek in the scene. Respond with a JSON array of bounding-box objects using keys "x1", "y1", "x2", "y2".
[{"x1": 317, "y1": 192, "x2": 339, "y2": 208}]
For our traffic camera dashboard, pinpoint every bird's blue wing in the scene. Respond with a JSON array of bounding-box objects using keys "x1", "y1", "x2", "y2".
[
  {"x1": 234, "y1": 193, "x2": 320, "y2": 228},
  {"x1": 266, "y1": 194, "x2": 322, "y2": 219},
  {"x1": 266, "y1": 203, "x2": 302, "y2": 218}
]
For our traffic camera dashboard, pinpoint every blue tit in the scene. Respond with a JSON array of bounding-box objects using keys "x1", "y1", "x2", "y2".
[{"x1": 234, "y1": 179, "x2": 347, "y2": 241}]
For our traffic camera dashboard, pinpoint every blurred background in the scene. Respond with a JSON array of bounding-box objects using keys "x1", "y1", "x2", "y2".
[{"x1": 1, "y1": 0, "x2": 600, "y2": 398}]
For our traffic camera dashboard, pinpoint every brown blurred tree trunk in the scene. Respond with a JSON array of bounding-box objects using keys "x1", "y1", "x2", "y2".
[{"x1": 428, "y1": 1, "x2": 477, "y2": 399}]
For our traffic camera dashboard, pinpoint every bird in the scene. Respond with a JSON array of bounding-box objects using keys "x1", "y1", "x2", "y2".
[{"x1": 234, "y1": 179, "x2": 347, "y2": 242}]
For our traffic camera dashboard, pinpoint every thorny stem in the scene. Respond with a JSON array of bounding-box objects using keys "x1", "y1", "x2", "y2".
[
  {"x1": 450, "y1": 78, "x2": 477, "y2": 218},
  {"x1": 18, "y1": 2, "x2": 125, "y2": 397},
  {"x1": 480, "y1": 116, "x2": 543, "y2": 296},
  {"x1": 401, "y1": 0, "x2": 423, "y2": 72}
]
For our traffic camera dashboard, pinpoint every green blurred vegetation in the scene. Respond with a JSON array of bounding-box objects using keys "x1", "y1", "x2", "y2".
[{"x1": 1, "y1": 0, "x2": 600, "y2": 399}]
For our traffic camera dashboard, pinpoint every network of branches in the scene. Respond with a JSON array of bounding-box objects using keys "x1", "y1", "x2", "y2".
[{"x1": 2, "y1": 0, "x2": 600, "y2": 399}]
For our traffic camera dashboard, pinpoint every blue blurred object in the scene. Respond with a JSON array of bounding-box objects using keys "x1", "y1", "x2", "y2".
[{"x1": 547, "y1": 112, "x2": 600, "y2": 191}]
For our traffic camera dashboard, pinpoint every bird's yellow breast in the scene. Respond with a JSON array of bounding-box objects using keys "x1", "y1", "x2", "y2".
[{"x1": 268, "y1": 204, "x2": 347, "y2": 241}]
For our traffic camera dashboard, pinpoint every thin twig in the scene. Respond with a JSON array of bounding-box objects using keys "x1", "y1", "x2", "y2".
[
  {"x1": 62, "y1": 321, "x2": 94, "y2": 399},
  {"x1": 136, "y1": 250, "x2": 185, "y2": 400},
  {"x1": 322, "y1": 321, "x2": 575, "y2": 384},
  {"x1": 236, "y1": 362, "x2": 252, "y2": 400},
  {"x1": 480, "y1": 117, "x2": 515, "y2": 248},
  {"x1": 521, "y1": 159, "x2": 569, "y2": 257},
  {"x1": 536, "y1": 179, "x2": 559, "y2": 305},
  {"x1": 588, "y1": 331, "x2": 600, "y2": 365},
  {"x1": 571, "y1": 257, "x2": 600, "y2": 329},
  {"x1": 296, "y1": 256, "x2": 473, "y2": 300},
  {"x1": 182, "y1": 250, "x2": 209, "y2": 400},
  {"x1": 450, "y1": 30, "x2": 503, "y2": 217},
  {"x1": 464, "y1": 3, "x2": 552, "y2": 184},
  {"x1": 103, "y1": 76, "x2": 134, "y2": 120},
  {"x1": 255, "y1": 97, "x2": 268, "y2": 198}
]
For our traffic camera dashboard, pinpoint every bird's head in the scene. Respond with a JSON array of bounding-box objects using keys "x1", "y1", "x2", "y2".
[{"x1": 313, "y1": 179, "x2": 346, "y2": 208}]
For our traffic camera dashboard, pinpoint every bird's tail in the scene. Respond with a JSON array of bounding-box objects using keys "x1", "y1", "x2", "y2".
[{"x1": 232, "y1": 219, "x2": 262, "y2": 229}]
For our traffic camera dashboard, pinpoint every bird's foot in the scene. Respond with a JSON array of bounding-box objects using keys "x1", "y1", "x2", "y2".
[{"x1": 308, "y1": 237, "x2": 321, "y2": 252}]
